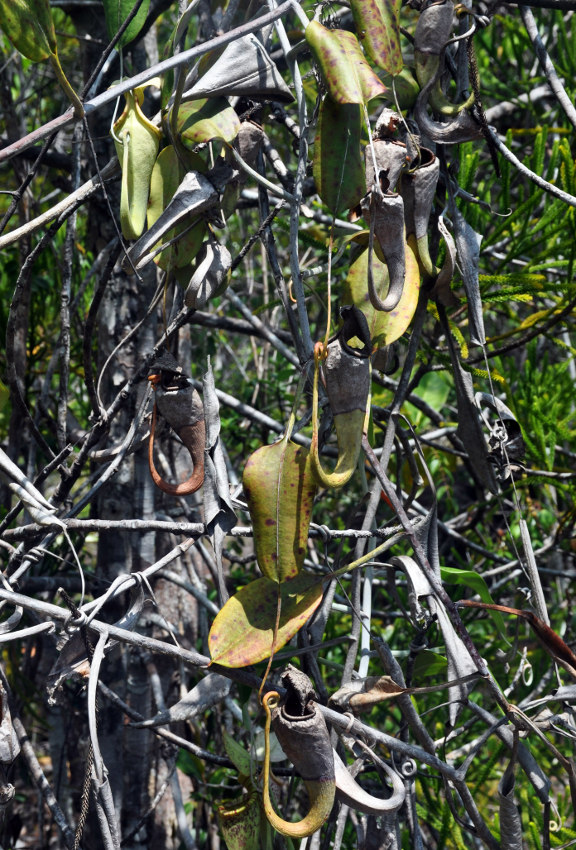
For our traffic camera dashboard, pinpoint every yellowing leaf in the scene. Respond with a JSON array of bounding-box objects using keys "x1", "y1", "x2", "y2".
[
  {"x1": 242, "y1": 437, "x2": 317, "y2": 583},
  {"x1": 208, "y1": 574, "x2": 323, "y2": 668},
  {"x1": 175, "y1": 98, "x2": 240, "y2": 145},
  {"x1": 0, "y1": 0, "x2": 56, "y2": 62},
  {"x1": 344, "y1": 233, "x2": 421, "y2": 346}
]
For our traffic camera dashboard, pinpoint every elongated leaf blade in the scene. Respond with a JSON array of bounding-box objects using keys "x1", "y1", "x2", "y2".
[
  {"x1": 440, "y1": 566, "x2": 506, "y2": 636},
  {"x1": 313, "y1": 98, "x2": 364, "y2": 215},
  {"x1": 0, "y1": 0, "x2": 56, "y2": 61},
  {"x1": 350, "y1": 0, "x2": 403, "y2": 75},
  {"x1": 243, "y1": 437, "x2": 317, "y2": 583},
  {"x1": 103, "y1": 0, "x2": 150, "y2": 49},
  {"x1": 208, "y1": 574, "x2": 323, "y2": 667},
  {"x1": 305, "y1": 21, "x2": 387, "y2": 105}
]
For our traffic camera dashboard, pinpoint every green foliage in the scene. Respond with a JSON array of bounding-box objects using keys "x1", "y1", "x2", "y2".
[{"x1": 2, "y1": 1, "x2": 576, "y2": 848}]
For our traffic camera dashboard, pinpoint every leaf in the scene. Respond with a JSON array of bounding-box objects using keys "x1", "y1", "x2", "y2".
[
  {"x1": 242, "y1": 436, "x2": 317, "y2": 583},
  {"x1": 392, "y1": 555, "x2": 477, "y2": 727},
  {"x1": 208, "y1": 573, "x2": 323, "y2": 667},
  {"x1": 344, "y1": 233, "x2": 421, "y2": 346},
  {"x1": 183, "y1": 34, "x2": 293, "y2": 103},
  {"x1": 451, "y1": 204, "x2": 485, "y2": 345},
  {"x1": 440, "y1": 309, "x2": 498, "y2": 494},
  {"x1": 440, "y1": 566, "x2": 506, "y2": 637},
  {"x1": 184, "y1": 235, "x2": 232, "y2": 309},
  {"x1": 350, "y1": 0, "x2": 403, "y2": 75},
  {"x1": 113, "y1": 84, "x2": 162, "y2": 240},
  {"x1": 125, "y1": 170, "x2": 219, "y2": 270},
  {"x1": 305, "y1": 21, "x2": 387, "y2": 105},
  {"x1": 103, "y1": 0, "x2": 151, "y2": 50},
  {"x1": 0, "y1": 0, "x2": 83, "y2": 114},
  {"x1": 175, "y1": 98, "x2": 240, "y2": 146},
  {"x1": 147, "y1": 146, "x2": 206, "y2": 270},
  {"x1": 223, "y1": 730, "x2": 252, "y2": 777},
  {"x1": 0, "y1": 0, "x2": 56, "y2": 61},
  {"x1": 313, "y1": 98, "x2": 365, "y2": 215}
]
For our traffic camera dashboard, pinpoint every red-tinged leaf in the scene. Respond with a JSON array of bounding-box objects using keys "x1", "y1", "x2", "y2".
[
  {"x1": 350, "y1": 0, "x2": 403, "y2": 75},
  {"x1": 305, "y1": 21, "x2": 387, "y2": 105},
  {"x1": 344, "y1": 233, "x2": 421, "y2": 346},
  {"x1": 242, "y1": 437, "x2": 317, "y2": 583},
  {"x1": 174, "y1": 97, "x2": 240, "y2": 145},
  {"x1": 313, "y1": 98, "x2": 365, "y2": 215},
  {"x1": 208, "y1": 574, "x2": 323, "y2": 668}
]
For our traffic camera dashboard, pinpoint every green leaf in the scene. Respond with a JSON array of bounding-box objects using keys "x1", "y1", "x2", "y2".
[
  {"x1": 147, "y1": 145, "x2": 206, "y2": 270},
  {"x1": 0, "y1": 0, "x2": 83, "y2": 114},
  {"x1": 223, "y1": 730, "x2": 252, "y2": 776},
  {"x1": 103, "y1": 0, "x2": 151, "y2": 50},
  {"x1": 441, "y1": 566, "x2": 507, "y2": 637},
  {"x1": 305, "y1": 21, "x2": 387, "y2": 104},
  {"x1": 350, "y1": 0, "x2": 403, "y2": 75},
  {"x1": 313, "y1": 98, "x2": 365, "y2": 215},
  {"x1": 0, "y1": 0, "x2": 56, "y2": 61},
  {"x1": 343, "y1": 233, "x2": 421, "y2": 346},
  {"x1": 242, "y1": 437, "x2": 317, "y2": 583},
  {"x1": 175, "y1": 98, "x2": 241, "y2": 145},
  {"x1": 208, "y1": 573, "x2": 323, "y2": 667}
]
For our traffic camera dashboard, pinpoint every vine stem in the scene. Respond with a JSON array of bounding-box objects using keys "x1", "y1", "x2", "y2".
[
  {"x1": 0, "y1": 0, "x2": 302, "y2": 164},
  {"x1": 361, "y1": 433, "x2": 512, "y2": 716}
]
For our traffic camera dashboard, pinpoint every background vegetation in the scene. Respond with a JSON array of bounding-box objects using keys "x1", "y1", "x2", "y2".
[{"x1": 0, "y1": 0, "x2": 575, "y2": 847}]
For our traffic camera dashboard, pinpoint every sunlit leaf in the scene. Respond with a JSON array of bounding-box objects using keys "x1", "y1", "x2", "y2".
[
  {"x1": 242, "y1": 436, "x2": 317, "y2": 583},
  {"x1": 0, "y1": 0, "x2": 82, "y2": 113},
  {"x1": 344, "y1": 233, "x2": 421, "y2": 346},
  {"x1": 175, "y1": 98, "x2": 240, "y2": 145},
  {"x1": 208, "y1": 573, "x2": 323, "y2": 667},
  {"x1": 183, "y1": 34, "x2": 293, "y2": 102},
  {"x1": 350, "y1": 0, "x2": 403, "y2": 75},
  {"x1": 441, "y1": 566, "x2": 506, "y2": 637},
  {"x1": 0, "y1": 0, "x2": 56, "y2": 60},
  {"x1": 305, "y1": 21, "x2": 387, "y2": 105}
]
